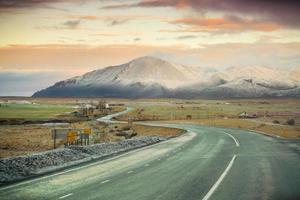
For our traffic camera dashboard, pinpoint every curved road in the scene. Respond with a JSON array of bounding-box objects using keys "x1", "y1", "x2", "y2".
[{"x1": 0, "y1": 109, "x2": 299, "y2": 200}]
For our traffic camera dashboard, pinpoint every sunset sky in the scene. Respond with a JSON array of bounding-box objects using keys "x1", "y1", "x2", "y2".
[{"x1": 0, "y1": 0, "x2": 300, "y2": 96}]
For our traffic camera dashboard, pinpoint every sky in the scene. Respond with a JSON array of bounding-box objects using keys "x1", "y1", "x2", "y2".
[{"x1": 0, "y1": 0, "x2": 300, "y2": 96}]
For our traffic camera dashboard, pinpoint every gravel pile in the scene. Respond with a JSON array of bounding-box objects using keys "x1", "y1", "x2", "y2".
[
  {"x1": 68, "y1": 136, "x2": 166, "y2": 156},
  {"x1": 0, "y1": 148, "x2": 88, "y2": 184},
  {"x1": 0, "y1": 136, "x2": 166, "y2": 184}
]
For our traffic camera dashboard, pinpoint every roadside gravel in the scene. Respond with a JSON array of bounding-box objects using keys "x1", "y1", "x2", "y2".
[{"x1": 0, "y1": 136, "x2": 166, "y2": 184}]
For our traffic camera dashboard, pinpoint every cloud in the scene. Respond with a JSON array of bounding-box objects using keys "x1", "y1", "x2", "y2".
[
  {"x1": 0, "y1": 72, "x2": 68, "y2": 96},
  {"x1": 102, "y1": 0, "x2": 300, "y2": 28},
  {"x1": 0, "y1": 0, "x2": 83, "y2": 9},
  {"x1": 169, "y1": 15, "x2": 281, "y2": 32},
  {"x1": 176, "y1": 35, "x2": 198, "y2": 40},
  {"x1": 61, "y1": 20, "x2": 81, "y2": 29},
  {"x1": 1, "y1": 43, "x2": 299, "y2": 71},
  {"x1": 109, "y1": 19, "x2": 128, "y2": 26},
  {"x1": 72, "y1": 15, "x2": 99, "y2": 20}
]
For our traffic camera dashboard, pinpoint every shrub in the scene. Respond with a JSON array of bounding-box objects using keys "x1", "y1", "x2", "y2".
[
  {"x1": 286, "y1": 119, "x2": 295, "y2": 125},
  {"x1": 272, "y1": 120, "x2": 280, "y2": 124}
]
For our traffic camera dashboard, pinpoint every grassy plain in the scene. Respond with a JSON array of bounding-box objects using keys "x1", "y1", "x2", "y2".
[
  {"x1": 0, "y1": 97, "x2": 299, "y2": 158},
  {"x1": 0, "y1": 104, "x2": 74, "y2": 120},
  {"x1": 0, "y1": 97, "x2": 182, "y2": 158},
  {"x1": 118, "y1": 99, "x2": 300, "y2": 139}
]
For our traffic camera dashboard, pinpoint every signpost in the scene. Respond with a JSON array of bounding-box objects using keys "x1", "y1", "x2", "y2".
[
  {"x1": 83, "y1": 128, "x2": 91, "y2": 145},
  {"x1": 67, "y1": 130, "x2": 77, "y2": 144},
  {"x1": 52, "y1": 128, "x2": 93, "y2": 149}
]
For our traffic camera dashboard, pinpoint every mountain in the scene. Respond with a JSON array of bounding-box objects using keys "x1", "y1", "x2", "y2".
[
  {"x1": 33, "y1": 56, "x2": 300, "y2": 98},
  {"x1": 197, "y1": 66, "x2": 300, "y2": 98}
]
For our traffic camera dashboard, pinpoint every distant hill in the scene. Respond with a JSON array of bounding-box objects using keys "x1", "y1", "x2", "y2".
[{"x1": 33, "y1": 56, "x2": 300, "y2": 98}]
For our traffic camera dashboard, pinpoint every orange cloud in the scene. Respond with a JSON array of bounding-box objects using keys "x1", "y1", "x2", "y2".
[
  {"x1": 170, "y1": 16, "x2": 281, "y2": 32},
  {"x1": 1, "y1": 43, "x2": 299, "y2": 74},
  {"x1": 74, "y1": 15, "x2": 99, "y2": 20},
  {"x1": 0, "y1": 44, "x2": 188, "y2": 73},
  {"x1": 102, "y1": 0, "x2": 300, "y2": 28}
]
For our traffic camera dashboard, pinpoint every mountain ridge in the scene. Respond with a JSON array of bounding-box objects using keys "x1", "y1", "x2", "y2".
[{"x1": 33, "y1": 56, "x2": 300, "y2": 98}]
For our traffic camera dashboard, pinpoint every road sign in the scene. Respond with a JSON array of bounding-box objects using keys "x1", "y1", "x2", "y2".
[
  {"x1": 67, "y1": 130, "x2": 77, "y2": 142},
  {"x1": 52, "y1": 128, "x2": 92, "y2": 148},
  {"x1": 83, "y1": 128, "x2": 92, "y2": 135},
  {"x1": 52, "y1": 129, "x2": 69, "y2": 139}
]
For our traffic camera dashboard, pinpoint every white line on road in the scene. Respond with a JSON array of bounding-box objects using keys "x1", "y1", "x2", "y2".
[
  {"x1": 223, "y1": 131, "x2": 240, "y2": 147},
  {"x1": 202, "y1": 155, "x2": 237, "y2": 200},
  {"x1": 127, "y1": 171, "x2": 134, "y2": 174},
  {"x1": 101, "y1": 179, "x2": 110, "y2": 184},
  {"x1": 144, "y1": 163, "x2": 150, "y2": 167},
  {"x1": 59, "y1": 193, "x2": 73, "y2": 199}
]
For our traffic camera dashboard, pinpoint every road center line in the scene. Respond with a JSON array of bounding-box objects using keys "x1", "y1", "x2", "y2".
[
  {"x1": 202, "y1": 155, "x2": 237, "y2": 200},
  {"x1": 223, "y1": 131, "x2": 240, "y2": 147},
  {"x1": 101, "y1": 179, "x2": 110, "y2": 184},
  {"x1": 127, "y1": 171, "x2": 134, "y2": 174},
  {"x1": 59, "y1": 193, "x2": 73, "y2": 199}
]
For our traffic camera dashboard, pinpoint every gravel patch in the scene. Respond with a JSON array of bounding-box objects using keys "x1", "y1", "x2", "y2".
[
  {"x1": 0, "y1": 136, "x2": 166, "y2": 184},
  {"x1": 68, "y1": 136, "x2": 166, "y2": 157}
]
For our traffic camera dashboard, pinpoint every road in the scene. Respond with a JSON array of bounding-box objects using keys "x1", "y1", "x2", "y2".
[{"x1": 0, "y1": 111, "x2": 299, "y2": 200}]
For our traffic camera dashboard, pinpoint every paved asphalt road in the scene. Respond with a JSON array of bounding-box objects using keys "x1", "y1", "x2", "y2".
[{"x1": 0, "y1": 112, "x2": 299, "y2": 200}]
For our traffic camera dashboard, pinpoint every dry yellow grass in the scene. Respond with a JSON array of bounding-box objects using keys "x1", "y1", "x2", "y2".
[
  {"x1": 0, "y1": 125, "x2": 55, "y2": 158},
  {"x1": 92, "y1": 123, "x2": 184, "y2": 143},
  {"x1": 116, "y1": 99, "x2": 300, "y2": 139},
  {"x1": 165, "y1": 118, "x2": 300, "y2": 139},
  {"x1": 0, "y1": 121, "x2": 184, "y2": 158}
]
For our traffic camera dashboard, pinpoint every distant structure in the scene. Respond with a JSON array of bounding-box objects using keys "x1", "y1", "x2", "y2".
[
  {"x1": 186, "y1": 115, "x2": 192, "y2": 120},
  {"x1": 238, "y1": 112, "x2": 258, "y2": 119}
]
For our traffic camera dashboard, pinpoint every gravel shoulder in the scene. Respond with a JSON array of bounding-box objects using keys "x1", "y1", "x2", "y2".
[{"x1": 0, "y1": 136, "x2": 166, "y2": 185}]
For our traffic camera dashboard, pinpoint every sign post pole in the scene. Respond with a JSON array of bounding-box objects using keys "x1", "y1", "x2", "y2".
[{"x1": 53, "y1": 129, "x2": 56, "y2": 149}]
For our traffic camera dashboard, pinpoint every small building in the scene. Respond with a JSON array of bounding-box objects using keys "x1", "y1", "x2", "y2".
[{"x1": 238, "y1": 112, "x2": 258, "y2": 119}]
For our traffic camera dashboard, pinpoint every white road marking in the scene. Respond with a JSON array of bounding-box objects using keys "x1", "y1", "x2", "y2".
[
  {"x1": 59, "y1": 193, "x2": 73, "y2": 199},
  {"x1": 0, "y1": 132, "x2": 195, "y2": 192},
  {"x1": 101, "y1": 179, "x2": 110, "y2": 184},
  {"x1": 127, "y1": 171, "x2": 134, "y2": 174},
  {"x1": 223, "y1": 131, "x2": 240, "y2": 147},
  {"x1": 202, "y1": 155, "x2": 237, "y2": 200},
  {"x1": 144, "y1": 163, "x2": 150, "y2": 167}
]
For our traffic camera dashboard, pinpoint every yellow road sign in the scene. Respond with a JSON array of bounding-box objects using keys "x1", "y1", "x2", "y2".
[
  {"x1": 67, "y1": 130, "x2": 77, "y2": 142},
  {"x1": 83, "y1": 128, "x2": 92, "y2": 135}
]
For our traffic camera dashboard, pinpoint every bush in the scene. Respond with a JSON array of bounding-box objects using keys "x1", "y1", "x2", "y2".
[
  {"x1": 286, "y1": 119, "x2": 295, "y2": 125},
  {"x1": 272, "y1": 120, "x2": 280, "y2": 124}
]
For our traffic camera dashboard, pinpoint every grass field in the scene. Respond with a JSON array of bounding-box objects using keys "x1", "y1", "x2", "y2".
[
  {"x1": 0, "y1": 97, "x2": 299, "y2": 158},
  {"x1": 0, "y1": 103, "x2": 75, "y2": 120},
  {"x1": 118, "y1": 99, "x2": 300, "y2": 139},
  {"x1": 0, "y1": 121, "x2": 183, "y2": 158},
  {"x1": 0, "y1": 97, "x2": 182, "y2": 158}
]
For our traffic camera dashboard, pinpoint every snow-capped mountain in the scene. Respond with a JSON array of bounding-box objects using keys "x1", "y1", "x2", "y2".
[{"x1": 33, "y1": 56, "x2": 300, "y2": 98}]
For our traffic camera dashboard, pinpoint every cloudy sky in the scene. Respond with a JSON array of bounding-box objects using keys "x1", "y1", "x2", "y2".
[{"x1": 0, "y1": 0, "x2": 300, "y2": 96}]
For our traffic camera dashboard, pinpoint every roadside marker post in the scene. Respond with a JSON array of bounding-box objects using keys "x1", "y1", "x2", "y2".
[{"x1": 52, "y1": 129, "x2": 57, "y2": 149}]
